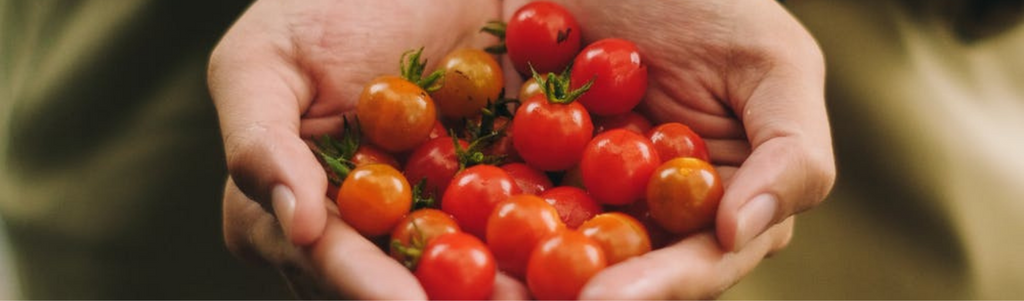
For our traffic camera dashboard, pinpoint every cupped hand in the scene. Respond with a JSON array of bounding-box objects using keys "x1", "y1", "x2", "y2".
[
  {"x1": 209, "y1": 0, "x2": 528, "y2": 298},
  {"x1": 502, "y1": 0, "x2": 836, "y2": 299}
]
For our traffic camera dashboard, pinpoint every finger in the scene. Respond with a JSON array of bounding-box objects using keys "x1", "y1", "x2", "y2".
[
  {"x1": 715, "y1": 1, "x2": 836, "y2": 252},
  {"x1": 208, "y1": 8, "x2": 325, "y2": 245},
  {"x1": 309, "y1": 214, "x2": 427, "y2": 300},
  {"x1": 705, "y1": 138, "x2": 751, "y2": 167},
  {"x1": 580, "y1": 218, "x2": 795, "y2": 300},
  {"x1": 492, "y1": 272, "x2": 531, "y2": 300}
]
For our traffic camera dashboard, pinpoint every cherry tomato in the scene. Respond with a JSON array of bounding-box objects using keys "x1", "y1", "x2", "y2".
[
  {"x1": 578, "y1": 212, "x2": 651, "y2": 265},
  {"x1": 647, "y1": 122, "x2": 710, "y2": 162},
  {"x1": 480, "y1": 116, "x2": 521, "y2": 163},
  {"x1": 518, "y1": 77, "x2": 542, "y2": 103},
  {"x1": 613, "y1": 200, "x2": 674, "y2": 249},
  {"x1": 647, "y1": 157, "x2": 723, "y2": 234},
  {"x1": 404, "y1": 137, "x2": 468, "y2": 200},
  {"x1": 512, "y1": 94, "x2": 593, "y2": 171},
  {"x1": 571, "y1": 38, "x2": 648, "y2": 116},
  {"x1": 350, "y1": 145, "x2": 400, "y2": 170},
  {"x1": 506, "y1": 1, "x2": 582, "y2": 76},
  {"x1": 428, "y1": 120, "x2": 448, "y2": 140},
  {"x1": 526, "y1": 230, "x2": 607, "y2": 300},
  {"x1": 581, "y1": 129, "x2": 661, "y2": 205},
  {"x1": 337, "y1": 164, "x2": 412, "y2": 236},
  {"x1": 415, "y1": 232, "x2": 497, "y2": 300},
  {"x1": 501, "y1": 162, "x2": 553, "y2": 195},
  {"x1": 389, "y1": 209, "x2": 460, "y2": 266},
  {"x1": 486, "y1": 194, "x2": 565, "y2": 279},
  {"x1": 442, "y1": 165, "x2": 521, "y2": 238},
  {"x1": 594, "y1": 111, "x2": 652, "y2": 134},
  {"x1": 357, "y1": 75, "x2": 437, "y2": 153},
  {"x1": 431, "y1": 48, "x2": 504, "y2": 119},
  {"x1": 538, "y1": 186, "x2": 602, "y2": 229}
]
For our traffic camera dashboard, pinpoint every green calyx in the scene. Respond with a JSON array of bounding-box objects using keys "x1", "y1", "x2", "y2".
[
  {"x1": 411, "y1": 178, "x2": 437, "y2": 211},
  {"x1": 531, "y1": 63, "x2": 594, "y2": 105},
  {"x1": 480, "y1": 20, "x2": 507, "y2": 54},
  {"x1": 401, "y1": 47, "x2": 445, "y2": 92},
  {"x1": 452, "y1": 129, "x2": 506, "y2": 171},
  {"x1": 314, "y1": 117, "x2": 360, "y2": 185}
]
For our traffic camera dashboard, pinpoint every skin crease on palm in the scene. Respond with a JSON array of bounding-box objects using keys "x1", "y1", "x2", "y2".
[{"x1": 211, "y1": 0, "x2": 835, "y2": 299}]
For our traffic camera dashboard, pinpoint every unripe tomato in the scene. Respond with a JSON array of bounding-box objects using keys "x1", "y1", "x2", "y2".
[
  {"x1": 647, "y1": 157, "x2": 723, "y2": 234},
  {"x1": 431, "y1": 48, "x2": 504, "y2": 119}
]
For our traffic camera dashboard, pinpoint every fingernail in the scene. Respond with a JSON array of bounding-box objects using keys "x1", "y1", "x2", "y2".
[
  {"x1": 733, "y1": 194, "x2": 777, "y2": 252},
  {"x1": 271, "y1": 185, "x2": 296, "y2": 239}
]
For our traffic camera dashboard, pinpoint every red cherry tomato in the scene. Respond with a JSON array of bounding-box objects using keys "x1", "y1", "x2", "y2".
[
  {"x1": 512, "y1": 94, "x2": 593, "y2": 171},
  {"x1": 350, "y1": 145, "x2": 400, "y2": 170},
  {"x1": 442, "y1": 165, "x2": 521, "y2": 238},
  {"x1": 415, "y1": 232, "x2": 497, "y2": 300},
  {"x1": 389, "y1": 209, "x2": 460, "y2": 266},
  {"x1": 486, "y1": 194, "x2": 565, "y2": 279},
  {"x1": 581, "y1": 129, "x2": 661, "y2": 205},
  {"x1": 403, "y1": 137, "x2": 469, "y2": 200},
  {"x1": 538, "y1": 186, "x2": 602, "y2": 229},
  {"x1": 357, "y1": 75, "x2": 437, "y2": 153},
  {"x1": 428, "y1": 120, "x2": 448, "y2": 140},
  {"x1": 647, "y1": 122, "x2": 710, "y2": 162},
  {"x1": 593, "y1": 111, "x2": 652, "y2": 134},
  {"x1": 337, "y1": 164, "x2": 412, "y2": 237},
  {"x1": 431, "y1": 48, "x2": 504, "y2": 119},
  {"x1": 501, "y1": 162, "x2": 553, "y2": 195},
  {"x1": 571, "y1": 38, "x2": 648, "y2": 116},
  {"x1": 647, "y1": 157, "x2": 723, "y2": 234},
  {"x1": 482, "y1": 116, "x2": 522, "y2": 163},
  {"x1": 578, "y1": 212, "x2": 651, "y2": 265},
  {"x1": 526, "y1": 230, "x2": 607, "y2": 300},
  {"x1": 506, "y1": 1, "x2": 582, "y2": 76}
]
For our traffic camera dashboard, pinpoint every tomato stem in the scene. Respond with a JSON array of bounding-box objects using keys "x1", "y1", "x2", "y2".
[
  {"x1": 530, "y1": 63, "x2": 593, "y2": 105},
  {"x1": 400, "y1": 47, "x2": 445, "y2": 92},
  {"x1": 481, "y1": 20, "x2": 507, "y2": 54},
  {"x1": 313, "y1": 117, "x2": 362, "y2": 185},
  {"x1": 411, "y1": 178, "x2": 437, "y2": 210}
]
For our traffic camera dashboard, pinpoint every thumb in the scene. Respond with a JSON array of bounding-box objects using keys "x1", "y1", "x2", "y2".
[
  {"x1": 208, "y1": 28, "x2": 326, "y2": 246},
  {"x1": 716, "y1": 21, "x2": 835, "y2": 252}
]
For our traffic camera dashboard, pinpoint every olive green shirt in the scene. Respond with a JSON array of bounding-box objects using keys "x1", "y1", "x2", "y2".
[{"x1": 1, "y1": 0, "x2": 292, "y2": 298}]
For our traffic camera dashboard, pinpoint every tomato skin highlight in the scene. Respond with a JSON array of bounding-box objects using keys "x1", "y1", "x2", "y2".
[
  {"x1": 506, "y1": 1, "x2": 582, "y2": 76},
  {"x1": 415, "y1": 232, "x2": 497, "y2": 300},
  {"x1": 581, "y1": 129, "x2": 661, "y2": 205},
  {"x1": 336, "y1": 164, "x2": 412, "y2": 237},
  {"x1": 389, "y1": 209, "x2": 460, "y2": 265},
  {"x1": 442, "y1": 165, "x2": 521, "y2": 239},
  {"x1": 486, "y1": 194, "x2": 565, "y2": 279},
  {"x1": 512, "y1": 94, "x2": 593, "y2": 171},
  {"x1": 647, "y1": 157, "x2": 724, "y2": 234},
  {"x1": 357, "y1": 75, "x2": 437, "y2": 153},
  {"x1": 526, "y1": 230, "x2": 607, "y2": 300},
  {"x1": 578, "y1": 212, "x2": 651, "y2": 265},
  {"x1": 432, "y1": 48, "x2": 504, "y2": 119},
  {"x1": 571, "y1": 38, "x2": 648, "y2": 116},
  {"x1": 501, "y1": 162, "x2": 553, "y2": 195},
  {"x1": 518, "y1": 77, "x2": 543, "y2": 103},
  {"x1": 647, "y1": 122, "x2": 710, "y2": 162},
  {"x1": 538, "y1": 186, "x2": 602, "y2": 229},
  {"x1": 404, "y1": 137, "x2": 468, "y2": 200}
]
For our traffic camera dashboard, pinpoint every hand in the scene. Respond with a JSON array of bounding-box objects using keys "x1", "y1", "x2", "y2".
[
  {"x1": 501, "y1": 1, "x2": 836, "y2": 299},
  {"x1": 209, "y1": 0, "x2": 528, "y2": 298}
]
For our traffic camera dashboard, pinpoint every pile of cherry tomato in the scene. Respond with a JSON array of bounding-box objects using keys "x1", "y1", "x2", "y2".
[{"x1": 314, "y1": 2, "x2": 723, "y2": 299}]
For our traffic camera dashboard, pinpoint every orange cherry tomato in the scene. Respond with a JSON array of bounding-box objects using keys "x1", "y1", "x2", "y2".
[
  {"x1": 646, "y1": 157, "x2": 723, "y2": 234},
  {"x1": 518, "y1": 77, "x2": 542, "y2": 103},
  {"x1": 431, "y1": 48, "x2": 504, "y2": 119},
  {"x1": 389, "y1": 209, "x2": 460, "y2": 266},
  {"x1": 357, "y1": 75, "x2": 437, "y2": 153},
  {"x1": 526, "y1": 229, "x2": 606, "y2": 300},
  {"x1": 337, "y1": 164, "x2": 412, "y2": 236},
  {"x1": 578, "y1": 212, "x2": 651, "y2": 265},
  {"x1": 486, "y1": 194, "x2": 565, "y2": 279}
]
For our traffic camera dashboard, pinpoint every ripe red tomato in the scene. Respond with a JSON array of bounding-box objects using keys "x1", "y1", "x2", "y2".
[
  {"x1": 501, "y1": 162, "x2": 553, "y2": 195},
  {"x1": 647, "y1": 122, "x2": 710, "y2": 162},
  {"x1": 578, "y1": 212, "x2": 651, "y2": 265},
  {"x1": 442, "y1": 165, "x2": 521, "y2": 238},
  {"x1": 506, "y1": 1, "x2": 582, "y2": 76},
  {"x1": 389, "y1": 209, "x2": 460, "y2": 266},
  {"x1": 415, "y1": 232, "x2": 497, "y2": 300},
  {"x1": 357, "y1": 75, "x2": 437, "y2": 153},
  {"x1": 594, "y1": 111, "x2": 652, "y2": 134},
  {"x1": 538, "y1": 186, "x2": 602, "y2": 229},
  {"x1": 571, "y1": 38, "x2": 648, "y2": 116},
  {"x1": 526, "y1": 230, "x2": 607, "y2": 300},
  {"x1": 350, "y1": 145, "x2": 400, "y2": 170},
  {"x1": 481, "y1": 116, "x2": 521, "y2": 163},
  {"x1": 580, "y1": 129, "x2": 661, "y2": 205},
  {"x1": 647, "y1": 157, "x2": 723, "y2": 234},
  {"x1": 336, "y1": 164, "x2": 412, "y2": 237},
  {"x1": 512, "y1": 94, "x2": 593, "y2": 171},
  {"x1": 486, "y1": 194, "x2": 565, "y2": 279},
  {"x1": 431, "y1": 48, "x2": 504, "y2": 119},
  {"x1": 404, "y1": 137, "x2": 468, "y2": 200}
]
